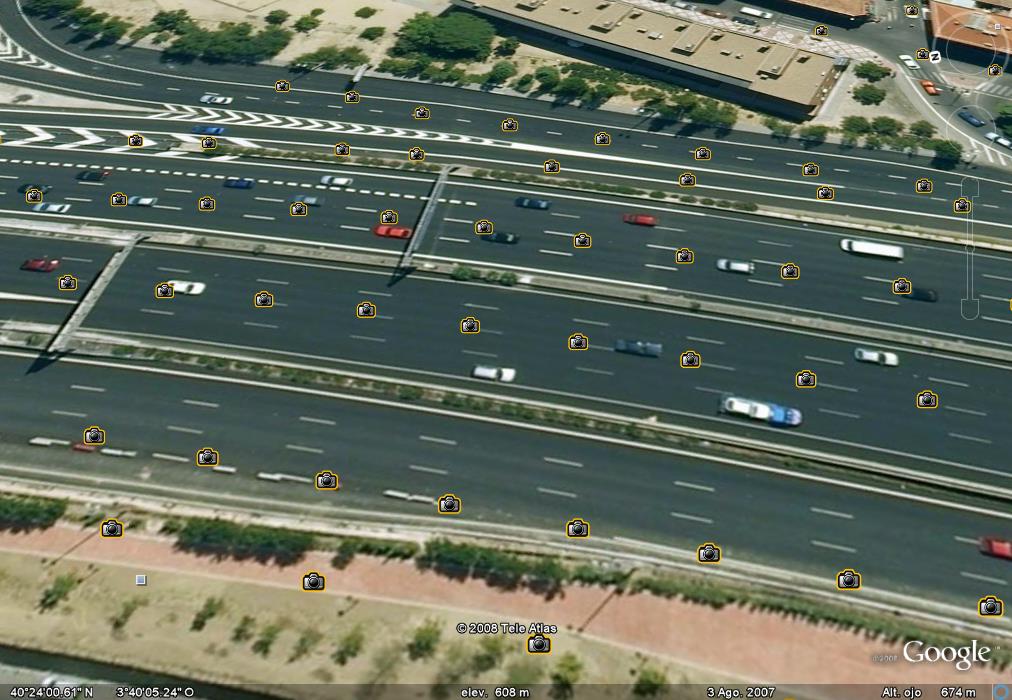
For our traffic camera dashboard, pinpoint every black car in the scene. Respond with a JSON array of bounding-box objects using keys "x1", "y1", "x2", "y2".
[
  {"x1": 223, "y1": 177, "x2": 255, "y2": 189},
  {"x1": 732, "y1": 15, "x2": 758, "y2": 24},
  {"x1": 515, "y1": 197, "x2": 551, "y2": 210},
  {"x1": 482, "y1": 231, "x2": 519, "y2": 244},
  {"x1": 18, "y1": 184, "x2": 53, "y2": 194},
  {"x1": 906, "y1": 287, "x2": 939, "y2": 302},
  {"x1": 77, "y1": 170, "x2": 110, "y2": 182},
  {"x1": 614, "y1": 339, "x2": 663, "y2": 357}
]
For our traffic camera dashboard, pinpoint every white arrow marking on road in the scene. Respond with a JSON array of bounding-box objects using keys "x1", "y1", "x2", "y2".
[
  {"x1": 54, "y1": 127, "x2": 105, "y2": 150},
  {"x1": 4, "y1": 125, "x2": 55, "y2": 145}
]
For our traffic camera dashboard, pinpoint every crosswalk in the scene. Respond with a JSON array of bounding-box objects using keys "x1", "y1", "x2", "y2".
[
  {"x1": 971, "y1": 78, "x2": 1012, "y2": 98},
  {"x1": 0, "y1": 28, "x2": 72, "y2": 73}
]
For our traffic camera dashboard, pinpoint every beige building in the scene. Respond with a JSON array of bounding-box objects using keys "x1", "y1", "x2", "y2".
[
  {"x1": 929, "y1": 0, "x2": 1012, "y2": 55},
  {"x1": 451, "y1": 0, "x2": 846, "y2": 116}
]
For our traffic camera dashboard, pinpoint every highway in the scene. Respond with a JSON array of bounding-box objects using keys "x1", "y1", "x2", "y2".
[
  {"x1": 5, "y1": 150, "x2": 1012, "y2": 351},
  {"x1": 0, "y1": 349, "x2": 1009, "y2": 607}
]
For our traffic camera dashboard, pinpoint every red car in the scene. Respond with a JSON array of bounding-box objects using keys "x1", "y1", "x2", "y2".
[
  {"x1": 373, "y1": 224, "x2": 413, "y2": 239},
  {"x1": 21, "y1": 257, "x2": 60, "y2": 272},
  {"x1": 623, "y1": 213, "x2": 658, "y2": 227},
  {"x1": 72, "y1": 442, "x2": 98, "y2": 452},
  {"x1": 919, "y1": 80, "x2": 941, "y2": 96},
  {"x1": 979, "y1": 536, "x2": 1012, "y2": 560}
]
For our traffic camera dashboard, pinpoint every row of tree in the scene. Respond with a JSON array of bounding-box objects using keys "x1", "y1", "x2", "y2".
[
  {"x1": 174, "y1": 518, "x2": 313, "y2": 565},
  {"x1": 0, "y1": 494, "x2": 67, "y2": 532}
]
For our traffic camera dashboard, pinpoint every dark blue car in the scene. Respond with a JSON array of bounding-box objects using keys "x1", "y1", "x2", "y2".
[
  {"x1": 223, "y1": 177, "x2": 255, "y2": 189},
  {"x1": 957, "y1": 110, "x2": 985, "y2": 128},
  {"x1": 192, "y1": 125, "x2": 226, "y2": 135},
  {"x1": 515, "y1": 196, "x2": 551, "y2": 210}
]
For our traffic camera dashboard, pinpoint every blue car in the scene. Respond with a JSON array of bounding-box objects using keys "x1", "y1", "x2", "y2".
[
  {"x1": 768, "y1": 403, "x2": 803, "y2": 427},
  {"x1": 192, "y1": 125, "x2": 226, "y2": 135},
  {"x1": 515, "y1": 196, "x2": 551, "y2": 210},
  {"x1": 223, "y1": 177, "x2": 255, "y2": 189},
  {"x1": 956, "y1": 110, "x2": 985, "y2": 128}
]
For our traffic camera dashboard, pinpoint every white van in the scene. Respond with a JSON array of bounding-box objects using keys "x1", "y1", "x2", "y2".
[
  {"x1": 740, "y1": 6, "x2": 774, "y2": 18},
  {"x1": 840, "y1": 238, "x2": 905, "y2": 260}
]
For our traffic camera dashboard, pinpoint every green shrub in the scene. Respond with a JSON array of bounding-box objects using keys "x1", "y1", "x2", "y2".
[
  {"x1": 355, "y1": 7, "x2": 377, "y2": 18},
  {"x1": 333, "y1": 625, "x2": 366, "y2": 664},
  {"x1": 700, "y1": 197, "x2": 715, "y2": 206},
  {"x1": 359, "y1": 26, "x2": 385, "y2": 41},
  {"x1": 0, "y1": 495, "x2": 67, "y2": 531}
]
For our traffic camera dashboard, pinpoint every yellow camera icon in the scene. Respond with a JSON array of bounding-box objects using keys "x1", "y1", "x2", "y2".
[{"x1": 795, "y1": 369, "x2": 817, "y2": 388}]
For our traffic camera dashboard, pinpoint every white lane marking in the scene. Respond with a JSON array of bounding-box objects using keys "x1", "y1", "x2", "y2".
[
  {"x1": 242, "y1": 214, "x2": 275, "y2": 221},
  {"x1": 810, "y1": 540, "x2": 857, "y2": 553},
  {"x1": 550, "y1": 212, "x2": 580, "y2": 219},
  {"x1": 670, "y1": 511, "x2": 713, "y2": 524},
  {"x1": 539, "y1": 249, "x2": 573, "y2": 257},
  {"x1": 182, "y1": 399, "x2": 219, "y2": 408},
  {"x1": 948, "y1": 432, "x2": 992, "y2": 445},
  {"x1": 810, "y1": 506, "x2": 854, "y2": 520},
  {"x1": 674, "y1": 480, "x2": 715, "y2": 492},
  {"x1": 656, "y1": 226, "x2": 685, "y2": 232},
  {"x1": 357, "y1": 290, "x2": 392, "y2": 297},
  {"x1": 299, "y1": 416, "x2": 336, "y2": 426},
  {"x1": 818, "y1": 408, "x2": 861, "y2": 419},
  {"x1": 64, "y1": 196, "x2": 92, "y2": 202},
  {"x1": 254, "y1": 196, "x2": 284, "y2": 203},
  {"x1": 538, "y1": 486, "x2": 577, "y2": 498},
  {"x1": 687, "y1": 336, "x2": 725, "y2": 345},
  {"x1": 340, "y1": 225, "x2": 369, "y2": 231},
  {"x1": 242, "y1": 321, "x2": 278, "y2": 329},
  {"x1": 439, "y1": 237, "x2": 470, "y2": 243},
  {"x1": 983, "y1": 315, "x2": 1012, "y2": 325},
  {"x1": 748, "y1": 279, "x2": 783, "y2": 287},
  {"x1": 572, "y1": 318, "x2": 610, "y2": 327},
  {"x1": 820, "y1": 383, "x2": 858, "y2": 393},
  {"x1": 877, "y1": 190, "x2": 897, "y2": 196},
  {"x1": 704, "y1": 363, "x2": 736, "y2": 372},
  {"x1": 928, "y1": 376, "x2": 969, "y2": 387},
  {"x1": 157, "y1": 267, "x2": 190, "y2": 274},
  {"x1": 167, "y1": 425, "x2": 204, "y2": 435},
  {"x1": 888, "y1": 175, "x2": 906, "y2": 180},
  {"x1": 285, "y1": 444, "x2": 324, "y2": 454},
  {"x1": 805, "y1": 355, "x2": 844, "y2": 365},
  {"x1": 464, "y1": 303, "x2": 499, "y2": 311},
  {"x1": 944, "y1": 406, "x2": 987, "y2": 417},
  {"x1": 409, "y1": 464, "x2": 449, "y2": 475},
  {"x1": 140, "y1": 308, "x2": 175, "y2": 316},
  {"x1": 543, "y1": 457, "x2": 583, "y2": 468},
  {"x1": 546, "y1": 130, "x2": 563, "y2": 135},
  {"x1": 757, "y1": 239, "x2": 792, "y2": 248},
  {"x1": 61, "y1": 256, "x2": 93, "y2": 263},
  {"x1": 960, "y1": 571, "x2": 1008, "y2": 586},
  {"x1": 256, "y1": 278, "x2": 289, "y2": 285},
  {"x1": 456, "y1": 118, "x2": 471, "y2": 123},
  {"x1": 70, "y1": 384, "x2": 105, "y2": 392},
  {"x1": 51, "y1": 409, "x2": 86, "y2": 418},
  {"x1": 736, "y1": 156, "x2": 754, "y2": 161},
  {"x1": 862, "y1": 276, "x2": 893, "y2": 283},
  {"x1": 350, "y1": 334, "x2": 386, "y2": 342},
  {"x1": 646, "y1": 244, "x2": 680, "y2": 251},
  {"x1": 642, "y1": 144, "x2": 659, "y2": 149},
  {"x1": 462, "y1": 349, "x2": 498, "y2": 358},
  {"x1": 954, "y1": 536, "x2": 980, "y2": 545},
  {"x1": 834, "y1": 168, "x2": 850, "y2": 173},
  {"x1": 445, "y1": 217, "x2": 471, "y2": 224},
  {"x1": 983, "y1": 273, "x2": 1012, "y2": 282},
  {"x1": 419, "y1": 435, "x2": 457, "y2": 446},
  {"x1": 152, "y1": 453, "x2": 188, "y2": 462},
  {"x1": 152, "y1": 204, "x2": 182, "y2": 211},
  {"x1": 862, "y1": 296, "x2": 899, "y2": 305},
  {"x1": 164, "y1": 188, "x2": 192, "y2": 193},
  {"x1": 644, "y1": 264, "x2": 680, "y2": 272},
  {"x1": 576, "y1": 366, "x2": 615, "y2": 376},
  {"x1": 346, "y1": 206, "x2": 377, "y2": 213},
  {"x1": 694, "y1": 386, "x2": 726, "y2": 395}
]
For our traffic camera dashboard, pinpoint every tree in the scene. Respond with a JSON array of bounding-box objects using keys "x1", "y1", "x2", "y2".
[
  {"x1": 495, "y1": 36, "x2": 520, "y2": 57},
  {"x1": 359, "y1": 26, "x2": 385, "y2": 41},
  {"x1": 534, "y1": 65, "x2": 561, "y2": 91},
  {"x1": 99, "y1": 17, "x2": 131, "y2": 42},
  {"x1": 485, "y1": 60, "x2": 517, "y2": 84},
  {"x1": 111, "y1": 598, "x2": 146, "y2": 632},
  {"x1": 150, "y1": 9, "x2": 192, "y2": 33},
  {"x1": 909, "y1": 119, "x2": 936, "y2": 140},
  {"x1": 853, "y1": 61, "x2": 891, "y2": 82},
  {"x1": 586, "y1": 82, "x2": 621, "y2": 105},
  {"x1": 74, "y1": 11, "x2": 109, "y2": 38},
  {"x1": 797, "y1": 124, "x2": 830, "y2": 145},
  {"x1": 289, "y1": 628, "x2": 323, "y2": 662},
  {"x1": 252, "y1": 623, "x2": 283, "y2": 657},
  {"x1": 505, "y1": 658, "x2": 544, "y2": 685},
  {"x1": 840, "y1": 115, "x2": 871, "y2": 135},
  {"x1": 23, "y1": 0, "x2": 82, "y2": 18},
  {"x1": 292, "y1": 46, "x2": 368, "y2": 70},
  {"x1": 513, "y1": 73, "x2": 535, "y2": 92},
  {"x1": 164, "y1": 28, "x2": 210, "y2": 61},
  {"x1": 688, "y1": 99, "x2": 738, "y2": 131},
  {"x1": 761, "y1": 116, "x2": 794, "y2": 141},
  {"x1": 633, "y1": 666, "x2": 668, "y2": 697},
  {"x1": 549, "y1": 652, "x2": 583, "y2": 699},
  {"x1": 931, "y1": 139, "x2": 963, "y2": 163},
  {"x1": 407, "y1": 618, "x2": 442, "y2": 660},
  {"x1": 293, "y1": 14, "x2": 322, "y2": 32},
  {"x1": 0, "y1": 495, "x2": 67, "y2": 531},
  {"x1": 265, "y1": 9, "x2": 290, "y2": 25},
  {"x1": 232, "y1": 615, "x2": 256, "y2": 642},
  {"x1": 393, "y1": 12, "x2": 496, "y2": 61},
  {"x1": 191, "y1": 596, "x2": 225, "y2": 631},
  {"x1": 333, "y1": 625, "x2": 366, "y2": 665},
  {"x1": 355, "y1": 6, "x2": 377, "y2": 18},
  {"x1": 310, "y1": 7, "x2": 325, "y2": 16},
  {"x1": 552, "y1": 75, "x2": 590, "y2": 101},
  {"x1": 871, "y1": 116, "x2": 903, "y2": 137},
  {"x1": 470, "y1": 635, "x2": 507, "y2": 674},
  {"x1": 39, "y1": 573, "x2": 78, "y2": 611},
  {"x1": 996, "y1": 103, "x2": 1012, "y2": 139},
  {"x1": 852, "y1": 83, "x2": 887, "y2": 105}
]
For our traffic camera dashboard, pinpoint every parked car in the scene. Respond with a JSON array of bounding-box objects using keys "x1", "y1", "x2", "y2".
[
  {"x1": 853, "y1": 347, "x2": 900, "y2": 366},
  {"x1": 471, "y1": 365, "x2": 516, "y2": 382},
  {"x1": 21, "y1": 257, "x2": 60, "y2": 272},
  {"x1": 166, "y1": 280, "x2": 206, "y2": 295},
  {"x1": 192, "y1": 125, "x2": 226, "y2": 135},
  {"x1": 31, "y1": 203, "x2": 71, "y2": 213},
  {"x1": 515, "y1": 197, "x2": 552, "y2": 210},
  {"x1": 732, "y1": 15, "x2": 758, "y2": 25},
  {"x1": 898, "y1": 54, "x2": 919, "y2": 70},
  {"x1": 223, "y1": 177, "x2": 255, "y2": 189},
  {"x1": 127, "y1": 196, "x2": 158, "y2": 207},
  {"x1": 979, "y1": 536, "x2": 1012, "y2": 560},
  {"x1": 482, "y1": 231, "x2": 519, "y2": 244},
  {"x1": 985, "y1": 131, "x2": 1012, "y2": 148},
  {"x1": 320, "y1": 175, "x2": 353, "y2": 186},
  {"x1": 18, "y1": 183, "x2": 52, "y2": 194},
  {"x1": 77, "y1": 170, "x2": 110, "y2": 182},
  {"x1": 715, "y1": 258, "x2": 755, "y2": 274},
  {"x1": 614, "y1": 339, "x2": 663, "y2": 357},
  {"x1": 622, "y1": 213, "x2": 658, "y2": 226},
  {"x1": 373, "y1": 224, "x2": 413, "y2": 239},
  {"x1": 199, "y1": 94, "x2": 233, "y2": 105},
  {"x1": 957, "y1": 109, "x2": 985, "y2": 127},
  {"x1": 919, "y1": 80, "x2": 940, "y2": 96},
  {"x1": 701, "y1": 8, "x2": 728, "y2": 17}
]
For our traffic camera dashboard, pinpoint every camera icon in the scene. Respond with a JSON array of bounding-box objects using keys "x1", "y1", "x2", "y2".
[
  {"x1": 357, "y1": 301, "x2": 377, "y2": 319},
  {"x1": 916, "y1": 389, "x2": 939, "y2": 409},
  {"x1": 527, "y1": 634, "x2": 551, "y2": 654},
  {"x1": 903, "y1": 4, "x2": 918, "y2": 15},
  {"x1": 437, "y1": 493, "x2": 461, "y2": 515},
  {"x1": 58, "y1": 275, "x2": 78, "y2": 291},
  {"x1": 573, "y1": 233, "x2": 592, "y2": 248},
  {"x1": 802, "y1": 163, "x2": 819, "y2": 177},
  {"x1": 953, "y1": 197, "x2": 971, "y2": 214},
  {"x1": 474, "y1": 219, "x2": 493, "y2": 235},
  {"x1": 544, "y1": 159, "x2": 561, "y2": 174},
  {"x1": 693, "y1": 146, "x2": 712, "y2": 161},
  {"x1": 594, "y1": 131, "x2": 611, "y2": 146},
  {"x1": 200, "y1": 136, "x2": 217, "y2": 150},
  {"x1": 892, "y1": 277, "x2": 912, "y2": 295},
  {"x1": 408, "y1": 146, "x2": 425, "y2": 161},
  {"x1": 25, "y1": 188, "x2": 43, "y2": 203},
  {"x1": 979, "y1": 596, "x2": 1004, "y2": 617},
  {"x1": 501, "y1": 117, "x2": 519, "y2": 133},
  {"x1": 795, "y1": 369, "x2": 817, "y2": 388},
  {"x1": 290, "y1": 202, "x2": 308, "y2": 217},
  {"x1": 678, "y1": 172, "x2": 696, "y2": 188},
  {"x1": 816, "y1": 186, "x2": 835, "y2": 201},
  {"x1": 566, "y1": 518, "x2": 590, "y2": 538},
  {"x1": 915, "y1": 178, "x2": 932, "y2": 194},
  {"x1": 836, "y1": 569, "x2": 861, "y2": 590},
  {"x1": 988, "y1": 63, "x2": 1003, "y2": 77},
  {"x1": 315, "y1": 470, "x2": 339, "y2": 491},
  {"x1": 680, "y1": 350, "x2": 701, "y2": 368},
  {"x1": 675, "y1": 248, "x2": 694, "y2": 264},
  {"x1": 128, "y1": 133, "x2": 144, "y2": 148},
  {"x1": 915, "y1": 48, "x2": 929, "y2": 60},
  {"x1": 814, "y1": 24, "x2": 828, "y2": 35},
  {"x1": 334, "y1": 142, "x2": 351, "y2": 156},
  {"x1": 780, "y1": 262, "x2": 800, "y2": 280},
  {"x1": 460, "y1": 317, "x2": 480, "y2": 334},
  {"x1": 345, "y1": 90, "x2": 361, "y2": 104},
  {"x1": 302, "y1": 571, "x2": 326, "y2": 591},
  {"x1": 697, "y1": 542, "x2": 721, "y2": 564},
  {"x1": 100, "y1": 518, "x2": 124, "y2": 538},
  {"x1": 155, "y1": 282, "x2": 174, "y2": 299},
  {"x1": 569, "y1": 333, "x2": 589, "y2": 350},
  {"x1": 253, "y1": 291, "x2": 274, "y2": 308},
  {"x1": 413, "y1": 105, "x2": 430, "y2": 120},
  {"x1": 275, "y1": 79, "x2": 291, "y2": 93},
  {"x1": 110, "y1": 192, "x2": 127, "y2": 207},
  {"x1": 195, "y1": 447, "x2": 220, "y2": 467},
  {"x1": 380, "y1": 209, "x2": 398, "y2": 224},
  {"x1": 198, "y1": 196, "x2": 216, "y2": 212},
  {"x1": 83, "y1": 426, "x2": 106, "y2": 445}
]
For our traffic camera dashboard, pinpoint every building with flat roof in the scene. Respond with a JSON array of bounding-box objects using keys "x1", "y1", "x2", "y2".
[
  {"x1": 780, "y1": 0, "x2": 872, "y2": 20},
  {"x1": 450, "y1": 0, "x2": 846, "y2": 117},
  {"x1": 928, "y1": 0, "x2": 1012, "y2": 54}
]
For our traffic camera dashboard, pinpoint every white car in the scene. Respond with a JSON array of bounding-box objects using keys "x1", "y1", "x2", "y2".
[
  {"x1": 985, "y1": 132, "x2": 1012, "y2": 149},
  {"x1": 721, "y1": 396, "x2": 772, "y2": 422},
  {"x1": 167, "y1": 280, "x2": 206, "y2": 296},
  {"x1": 320, "y1": 175, "x2": 353, "y2": 186},
  {"x1": 853, "y1": 347, "x2": 899, "y2": 366},
  {"x1": 31, "y1": 203, "x2": 71, "y2": 213},
  {"x1": 127, "y1": 196, "x2": 158, "y2": 207},
  {"x1": 471, "y1": 365, "x2": 516, "y2": 383},
  {"x1": 292, "y1": 194, "x2": 324, "y2": 206},
  {"x1": 200, "y1": 94, "x2": 234, "y2": 105},
  {"x1": 716, "y1": 258, "x2": 755, "y2": 274},
  {"x1": 899, "y1": 55, "x2": 920, "y2": 70}
]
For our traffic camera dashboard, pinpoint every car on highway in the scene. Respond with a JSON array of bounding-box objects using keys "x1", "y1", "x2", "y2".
[
  {"x1": 732, "y1": 15, "x2": 758, "y2": 25},
  {"x1": 957, "y1": 109, "x2": 985, "y2": 127},
  {"x1": 904, "y1": 286, "x2": 939, "y2": 302},
  {"x1": 919, "y1": 80, "x2": 941, "y2": 96},
  {"x1": 985, "y1": 131, "x2": 1012, "y2": 148},
  {"x1": 127, "y1": 196, "x2": 158, "y2": 207},
  {"x1": 715, "y1": 258, "x2": 755, "y2": 274},
  {"x1": 482, "y1": 231, "x2": 519, "y2": 244},
  {"x1": 768, "y1": 403, "x2": 803, "y2": 427},
  {"x1": 167, "y1": 280, "x2": 206, "y2": 295},
  {"x1": 898, "y1": 54, "x2": 919, "y2": 70},
  {"x1": 320, "y1": 175, "x2": 354, "y2": 186},
  {"x1": 701, "y1": 8, "x2": 728, "y2": 17},
  {"x1": 840, "y1": 238, "x2": 904, "y2": 260},
  {"x1": 292, "y1": 194, "x2": 324, "y2": 207},
  {"x1": 76, "y1": 169, "x2": 110, "y2": 182},
  {"x1": 853, "y1": 347, "x2": 899, "y2": 366},
  {"x1": 18, "y1": 183, "x2": 53, "y2": 194},
  {"x1": 720, "y1": 396, "x2": 802, "y2": 427},
  {"x1": 199, "y1": 94, "x2": 234, "y2": 105},
  {"x1": 223, "y1": 177, "x2": 255, "y2": 189},
  {"x1": 979, "y1": 536, "x2": 1012, "y2": 560},
  {"x1": 31, "y1": 203, "x2": 71, "y2": 213},
  {"x1": 373, "y1": 224, "x2": 413, "y2": 239},
  {"x1": 20, "y1": 257, "x2": 60, "y2": 272},
  {"x1": 471, "y1": 365, "x2": 516, "y2": 383},
  {"x1": 72, "y1": 441, "x2": 98, "y2": 452},
  {"x1": 614, "y1": 339, "x2": 663, "y2": 357},
  {"x1": 192, "y1": 125, "x2": 226, "y2": 135},
  {"x1": 622, "y1": 213, "x2": 658, "y2": 226},
  {"x1": 514, "y1": 197, "x2": 551, "y2": 210}
]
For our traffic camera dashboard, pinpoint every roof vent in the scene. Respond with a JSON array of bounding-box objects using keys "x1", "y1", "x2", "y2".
[
  {"x1": 630, "y1": 9, "x2": 643, "y2": 16},
  {"x1": 648, "y1": 31, "x2": 663, "y2": 38}
]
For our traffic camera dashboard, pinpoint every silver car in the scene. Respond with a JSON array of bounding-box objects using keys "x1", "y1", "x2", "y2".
[
  {"x1": 715, "y1": 258, "x2": 755, "y2": 274},
  {"x1": 853, "y1": 348, "x2": 899, "y2": 366}
]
